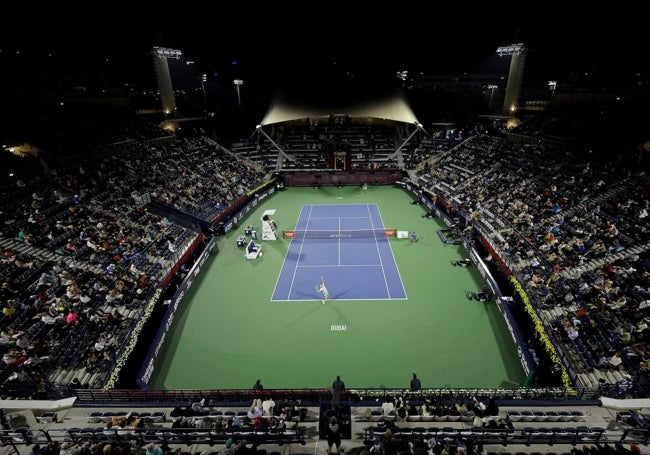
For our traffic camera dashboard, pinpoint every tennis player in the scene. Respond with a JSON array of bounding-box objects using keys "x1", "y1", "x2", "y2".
[{"x1": 317, "y1": 276, "x2": 329, "y2": 304}]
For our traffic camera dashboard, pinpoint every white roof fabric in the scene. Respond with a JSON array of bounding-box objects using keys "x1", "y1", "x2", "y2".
[{"x1": 260, "y1": 79, "x2": 419, "y2": 126}]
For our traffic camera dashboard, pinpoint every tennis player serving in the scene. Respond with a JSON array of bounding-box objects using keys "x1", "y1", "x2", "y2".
[{"x1": 317, "y1": 276, "x2": 329, "y2": 304}]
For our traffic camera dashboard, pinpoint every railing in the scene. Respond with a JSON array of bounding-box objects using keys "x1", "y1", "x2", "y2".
[
  {"x1": 72, "y1": 387, "x2": 603, "y2": 406},
  {"x1": 3, "y1": 426, "x2": 647, "y2": 451},
  {"x1": 362, "y1": 426, "x2": 629, "y2": 447},
  {"x1": 0, "y1": 426, "x2": 307, "y2": 450}
]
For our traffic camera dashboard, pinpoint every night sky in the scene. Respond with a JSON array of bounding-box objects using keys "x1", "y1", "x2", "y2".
[
  {"x1": 2, "y1": 7, "x2": 647, "y2": 92},
  {"x1": 0, "y1": 6, "x2": 648, "y2": 149}
]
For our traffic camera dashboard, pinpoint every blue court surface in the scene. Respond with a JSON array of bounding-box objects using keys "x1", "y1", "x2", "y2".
[{"x1": 271, "y1": 204, "x2": 407, "y2": 301}]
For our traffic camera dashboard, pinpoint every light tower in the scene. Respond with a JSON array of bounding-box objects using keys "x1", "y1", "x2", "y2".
[
  {"x1": 233, "y1": 79, "x2": 244, "y2": 108},
  {"x1": 200, "y1": 74, "x2": 208, "y2": 113},
  {"x1": 496, "y1": 43, "x2": 526, "y2": 114},
  {"x1": 152, "y1": 46, "x2": 182, "y2": 118}
]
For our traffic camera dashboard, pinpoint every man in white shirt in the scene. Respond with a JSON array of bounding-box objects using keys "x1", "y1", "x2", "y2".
[{"x1": 262, "y1": 397, "x2": 276, "y2": 416}]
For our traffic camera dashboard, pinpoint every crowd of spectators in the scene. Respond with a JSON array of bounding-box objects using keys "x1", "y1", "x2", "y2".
[
  {"x1": 416, "y1": 128, "x2": 650, "y2": 389},
  {"x1": 2, "y1": 112, "x2": 649, "y2": 398},
  {"x1": 0, "y1": 134, "x2": 266, "y2": 395}
]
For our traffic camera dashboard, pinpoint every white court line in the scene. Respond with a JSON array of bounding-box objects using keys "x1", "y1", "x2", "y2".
[
  {"x1": 286, "y1": 205, "x2": 314, "y2": 300},
  {"x1": 297, "y1": 264, "x2": 383, "y2": 268},
  {"x1": 367, "y1": 204, "x2": 392, "y2": 299},
  {"x1": 338, "y1": 217, "x2": 341, "y2": 266},
  {"x1": 276, "y1": 203, "x2": 406, "y2": 301},
  {"x1": 374, "y1": 203, "x2": 408, "y2": 299},
  {"x1": 270, "y1": 296, "x2": 408, "y2": 302}
]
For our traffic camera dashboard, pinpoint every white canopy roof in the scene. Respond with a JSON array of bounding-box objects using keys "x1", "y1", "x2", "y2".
[{"x1": 259, "y1": 79, "x2": 419, "y2": 126}]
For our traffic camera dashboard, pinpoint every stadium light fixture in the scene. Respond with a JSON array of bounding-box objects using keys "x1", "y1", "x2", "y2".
[
  {"x1": 496, "y1": 43, "x2": 525, "y2": 56},
  {"x1": 487, "y1": 84, "x2": 498, "y2": 109},
  {"x1": 152, "y1": 47, "x2": 182, "y2": 59},
  {"x1": 233, "y1": 79, "x2": 244, "y2": 107},
  {"x1": 200, "y1": 74, "x2": 208, "y2": 113},
  {"x1": 497, "y1": 43, "x2": 526, "y2": 113}
]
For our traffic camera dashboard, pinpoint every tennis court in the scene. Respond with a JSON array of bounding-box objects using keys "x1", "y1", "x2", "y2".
[
  {"x1": 272, "y1": 204, "x2": 406, "y2": 301},
  {"x1": 148, "y1": 185, "x2": 526, "y2": 390}
]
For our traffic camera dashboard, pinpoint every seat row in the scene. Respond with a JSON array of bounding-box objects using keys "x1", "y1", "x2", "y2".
[
  {"x1": 86, "y1": 410, "x2": 167, "y2": 423},
  {"x1": 363, "y1": 409, "x2": 477, "y2": 422},
  {"x1": 63, "y1": 427, "x2": 305, "y2": 446},
  {"x1": 364, "y1": 425, "x2": 607, "y2": 446},
  {"x1": 506, "y1": 410, "x2": 585, "y2": 422}
]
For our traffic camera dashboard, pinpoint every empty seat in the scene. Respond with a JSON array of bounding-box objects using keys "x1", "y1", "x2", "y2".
[
  {"x1": 37, "y1": 412, "x2": 57, "y2": 423},
  {"x1": 441, "y1": 427, "x2": 458, "y2": 437},
  {"x1": 533, "y1": 411, "x2": 547, "y2": 422},
  {"x1": 152, "y1": 411, "x2": 166, "y2": 422},
  {"x1": 571, "y1": 411, "x2": 584, "y2": 421},
  {"x1": 424, "y1": 427, "x2": 439, "y2": 437},
  {"x1": 545, "y1": 410, "x2": 559, "y2": 422},
  {"x1": 369, "y1": 410, "x2": 383, "y2": 422},
  {"x1": 507, "y1": 410, "x2": 521, "y2": 422},
  {"x1": 87, "y1": 412, "x2": 104, "y2": 423},
  {"x1": 519, "y1": 410, "x2": 535, "y2": 421},
  {"x1": 460, "y1": 411, "x2": 475, "y2": 422}
]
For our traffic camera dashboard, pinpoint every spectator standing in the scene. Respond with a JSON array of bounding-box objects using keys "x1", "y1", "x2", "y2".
[
  {"x1": 332, "y1": 375, "x2": 345, "y2": 407},
  {"x1": 326, "y1": 416, "x2": 342, "y2": 455},
  {"x1": 410, "y1": 373, "x2": 421, "y2": 391},
  {"x1": 253, "y1": 379, "x2": 264, "y2": 391}
]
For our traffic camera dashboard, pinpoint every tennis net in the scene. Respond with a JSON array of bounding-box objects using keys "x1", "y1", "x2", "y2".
[{"x1": 283, "y1": 228, "x2": 396, "y2": 239}]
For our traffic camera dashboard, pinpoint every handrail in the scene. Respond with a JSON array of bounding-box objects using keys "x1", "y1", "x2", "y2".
[{"x1": 70, "y1": 387, "x2": 602, "y2": 405}]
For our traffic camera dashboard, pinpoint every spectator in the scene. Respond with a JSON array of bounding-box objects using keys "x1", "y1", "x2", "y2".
[
  {"x1": 145, "y1": 444, "x2": 163, "y2": 455},
  {"x1": 410, "y1": 373, "x2": 421, "y2": 391},
  {"x1": 326, "y1": 416, "x2": 342, "y2": 455},
  {"x1": 332, "y1": 375, "x2": 345, "y2": 407}
]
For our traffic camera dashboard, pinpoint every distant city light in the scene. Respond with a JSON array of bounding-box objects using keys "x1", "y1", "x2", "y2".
[
  {"x1": 397, "y1": 70, "x2": 408, "y2": 81},
  {"x1": 231, "y1": 60, "x2": 238, "y2": 66}
]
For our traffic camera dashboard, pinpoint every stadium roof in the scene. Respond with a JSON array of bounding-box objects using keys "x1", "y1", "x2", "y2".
[{"x1": 259, "y1": 77, "x2": 419, "y2": 126}]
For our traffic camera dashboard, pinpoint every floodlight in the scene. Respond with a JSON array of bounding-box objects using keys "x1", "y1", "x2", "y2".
[
  {"x1": 496, "y1": 43, "x2": 525, "y2": 56},
  {"x1": 152, "y1": 47, "x2": 182, "y2": 59}
]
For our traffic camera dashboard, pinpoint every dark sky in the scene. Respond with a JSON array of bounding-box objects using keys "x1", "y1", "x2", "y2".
[
  {"x1": 2, "y1": 7, "x2": 647, "y2": 93},
  {"x1": 1, "y1": 6, "x2": 648, "y2": 147}
]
